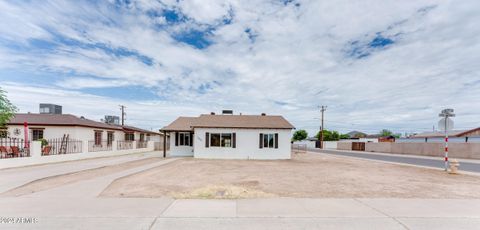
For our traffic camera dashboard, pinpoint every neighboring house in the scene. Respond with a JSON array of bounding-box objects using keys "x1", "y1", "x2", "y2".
[
  {"x1": 346, "y1": 131, "x2": 367, "y2": 138},
  {"x1": 3, "y1": 113, "x2": 162, "y2": 144},
  {"x1": 411, "y1": 128, "x2": 480, "y2": 138},
  {"x1": 120, "y1": 125, "x2": 162, "y2": 142},
  {"x1": 161, "y1": 112, "x2": 295, "y2": 159}
]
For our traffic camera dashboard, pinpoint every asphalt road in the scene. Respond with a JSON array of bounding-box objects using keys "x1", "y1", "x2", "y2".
[{"x1": 308, "y1": 148, "x2": 480, "y2": 173}]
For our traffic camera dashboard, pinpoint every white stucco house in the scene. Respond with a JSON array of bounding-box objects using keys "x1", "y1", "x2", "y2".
[
  {"x1": 3, "y1": 113, "x2": 162, "y2": 144},
  {"x1": 161, "y1": 112, "x2": 295, "y2": 159}
]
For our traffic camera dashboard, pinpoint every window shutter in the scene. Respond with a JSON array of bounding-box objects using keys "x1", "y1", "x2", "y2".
[
  {"x1": 274, "y1": 133, "x2": 279, "y2": 149},
  {"x1": 232, "y1": 133, "x2": 236, "y2": 148},
  {"x1": 190, "y1": 132, "x2": 194, "y2": 146},
  {"x1": 205, "y1": 132, "x2": 210, "y2": 148},
  {"x1": 175, "y1": 132, "x2": 179, "y2": 146},
  {"x1": 259, "y1": 133, "x2": 263, "y2": 149}
]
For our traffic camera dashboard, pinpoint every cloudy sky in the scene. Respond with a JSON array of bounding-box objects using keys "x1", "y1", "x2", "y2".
[{"x1": 0, "y1": 0, "x2": 479, "y2": 136}]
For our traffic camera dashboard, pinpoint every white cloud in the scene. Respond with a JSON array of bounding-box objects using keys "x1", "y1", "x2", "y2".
[{"x1": 0, "y1": 0, "x2": 479, "y2": 136}]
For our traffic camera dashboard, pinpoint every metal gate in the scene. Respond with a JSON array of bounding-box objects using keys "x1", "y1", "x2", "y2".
[{"x1": 351, "y1": 142, "x2": 365, "y2": 151}]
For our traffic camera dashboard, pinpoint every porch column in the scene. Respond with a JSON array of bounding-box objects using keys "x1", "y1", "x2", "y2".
[{"x1": 163, "y1": 130, "x2": 167, "y2": 158}]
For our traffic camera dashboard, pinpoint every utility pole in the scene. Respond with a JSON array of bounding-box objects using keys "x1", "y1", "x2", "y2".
[
  {"x1": 318, "y1": 105, "x2": 327, "y2": 149},
  {"x1": 119, "y1": 105, "x2": 126, "y2": 126}
]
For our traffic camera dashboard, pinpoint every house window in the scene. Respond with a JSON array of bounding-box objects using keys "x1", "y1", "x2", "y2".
[
  {"x1": 210, "y1": 133, "x2": 220, "y2": 147},
  {"x1": 221, "y1": 133, "x2": 232, "y2": 147},
  {"x1": 140, "y1": 133, "x2": 145, "y2": 142},
  {"x1": 146, "y1": 134, "x2": 151, "y2": 141},
  {"x1": 39, "y1": 107, "x2": 50, "y2": 113},
  {"x1": 260, "y1": 133, "x2": 278, "y2": 149},
  {"x1": 94, "y1": 131, "x2": 102, "y2": 145},
  {"x1": 32, "y1": 129, "x2": 44, "y2": 141},
  {"x1": 210, "y1": 133, "x2": 233, "y2": 147},
  {"x1": 177, "y1": 132, "x2": 190, "y2": 146},
  {"x1": 125, "y1": 133, "x2": 134, "y2": 141},
  {"x1": 107, "y1": 132, "x2": 114, "y2": 146}
]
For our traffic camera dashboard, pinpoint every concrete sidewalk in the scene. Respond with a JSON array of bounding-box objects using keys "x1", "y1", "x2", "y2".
[{"x1": 1, "y1": 197, "x2": 479, "y2": 229}]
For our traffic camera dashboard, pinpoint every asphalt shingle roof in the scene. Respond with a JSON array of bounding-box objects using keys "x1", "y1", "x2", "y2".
[
  {"x1": 9, "y1": 113, "x2": 121, "y2": 130},
  {"x1": 161, "y1": 114, "x2": 294, "y2": 131}
]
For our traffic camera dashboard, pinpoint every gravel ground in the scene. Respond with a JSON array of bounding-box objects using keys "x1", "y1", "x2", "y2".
[{"x1": 100, "y1": 153, "x2": 480, "y2": 199}]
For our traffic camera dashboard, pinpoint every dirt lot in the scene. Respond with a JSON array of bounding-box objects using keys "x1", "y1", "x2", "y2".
[
  {"x1": 1, "y1": 157, "x2": 163, "y2": 197},
  {"x1": 101, "y1": 153, "x2": 480, "y2": 199}
]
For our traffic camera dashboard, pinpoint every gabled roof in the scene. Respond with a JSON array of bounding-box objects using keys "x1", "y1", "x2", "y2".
[
  {"x1": 411, "y1": 130, "x2": 467, "y2": 138},
  {"x1": 194, "y1": 114, "x2": 294, "y2": 129},
  {"x1": 8, "y1": 113, "x2": 122, "y2": 130},
  {"x1": 121, "y1": 125, "x2": 160, "y2": 135},
  {"x1": 161, "y1": 114, "x2": 295, "y2": 131},
  {"x1": 161, "y1": 117, "x2": 197, "y2": 131}
]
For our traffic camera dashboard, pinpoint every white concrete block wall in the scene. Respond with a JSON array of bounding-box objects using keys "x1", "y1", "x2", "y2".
[
  {"x1": 193, "y1": 128, "x2": 292, "y2": 159},
  {"x1": 293, "y1": 140, "x2": 338, "y2": 149},
  {"x1": 0, "y1": 141, "x2": 156, "y2": 169}
]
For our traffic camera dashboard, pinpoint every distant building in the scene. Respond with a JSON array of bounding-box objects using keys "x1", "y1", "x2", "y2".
[
  {"x1": 411, "y1": 128, "x2": 480, "y2": 138},
  {"x1": 346, "y1": 131, "x2": 367, "y2": 138},
  {"x1": 104, "y1": 115, "x2": 120, "y2": 125},
  {"x1": 39, "y1": 104, "x2": 62, "y2": 114}
]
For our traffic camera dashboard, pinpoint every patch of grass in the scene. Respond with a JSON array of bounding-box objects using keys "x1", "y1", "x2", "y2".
[{"x1": 170, "y1": 184, "x2": 276, "y2": 199}]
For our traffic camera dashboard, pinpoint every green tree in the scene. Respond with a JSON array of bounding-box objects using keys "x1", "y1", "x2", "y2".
[
  {"x1": 292, "y1": 129, "x2": 308, "y2": 141},
  {"x1": 339, "y1": 134, "x2": 350, "y2": 139},
  {"x1": 379, "y1": 129, "x2": 393, "y2": 137},
  {"x1": 315, "y1": 129, "x2": 341, "y2": 141},
  {"x1": 0, "y1": 88, "x2": 17, "y2": 128}
]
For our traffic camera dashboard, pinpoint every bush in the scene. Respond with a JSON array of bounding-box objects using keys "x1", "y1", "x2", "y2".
[{"x1": 38, "y1": 138, "x2": 48, "y2": 147}]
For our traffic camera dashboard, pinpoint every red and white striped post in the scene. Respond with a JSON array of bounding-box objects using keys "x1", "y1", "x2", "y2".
[
  {"x1": 444, "y1": 131, "x2": 448, "y2": 171},
  {"x1": 439, "y1": 108, "x2": 455, "y2": 172}
]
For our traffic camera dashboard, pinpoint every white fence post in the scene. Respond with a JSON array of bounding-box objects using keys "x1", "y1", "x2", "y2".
[
  {"x1": 147, "y1": 141, "x2": 154, "y2": 151},
  {"x1": 82, "y1": 141, "x2": 89, "y2": 154},
  {"x1": 30, "y1": 141, "x2": 42, "y2": 158},
  {"x1": 112, "y1": 141, "x2": 118, "y2": 151}
]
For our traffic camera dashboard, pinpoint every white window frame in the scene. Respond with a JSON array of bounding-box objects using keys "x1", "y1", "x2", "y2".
[
  {"x1": 210, "y1": 133, "x2": 232, "y2": 148},
  {"x1": 107, "y1": 132, "x2": 115, "y2": 146},
  {"x1": 178, "y1": 132, "x2": 191, "y2": 146},
  {"x1": 94, "y1": 131, "x2": 103, "y2": 145},
  {"x1": 31, "y1": 129, "x2": 44, "y2": 141},
  {"x1": 125, "y1": 133, "x2": 134, "y2": 141},
  {"x1": 262, "y1": 133, "x2": 276, "y2": 149}
]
